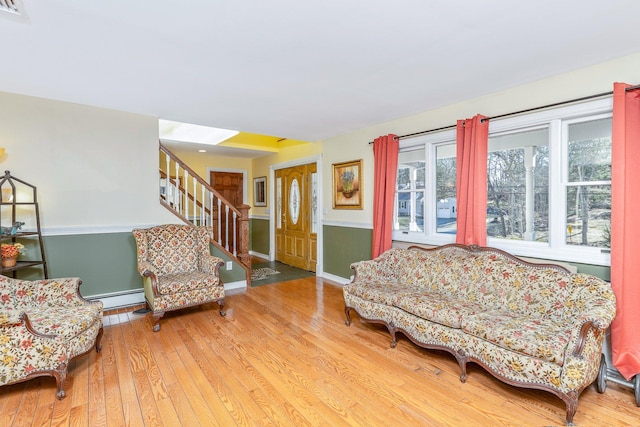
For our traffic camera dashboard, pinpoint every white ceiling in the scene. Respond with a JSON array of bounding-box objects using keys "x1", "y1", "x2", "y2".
[{"x1": 2, "y1": 1, "x2": 640, "y2": 143}]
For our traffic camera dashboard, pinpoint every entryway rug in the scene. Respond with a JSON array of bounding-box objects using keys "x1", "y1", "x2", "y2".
[
  {"x1": 250, "y1": 261, "x2": 315, "y2": 286},
  {"x1": 251, "y1": 267, "x2": 280, "y2": 281}
]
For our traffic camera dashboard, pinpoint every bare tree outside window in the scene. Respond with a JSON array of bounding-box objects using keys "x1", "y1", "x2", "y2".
[
  {"x1": 486, "y1": 128, "x2": 549, "y2": 242},
  {"x1": 566, "y1": 118, "x2": 612, "y2": 248}
]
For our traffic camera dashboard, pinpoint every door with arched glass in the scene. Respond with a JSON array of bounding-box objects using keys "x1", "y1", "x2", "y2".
[{"x1": 275, "y1": 163, "x2": 317, "y2": 271}]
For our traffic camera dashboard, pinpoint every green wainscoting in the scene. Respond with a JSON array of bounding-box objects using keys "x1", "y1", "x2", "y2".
[
  {"x1": 323, "y1": 225, "x2": 372, "y2": 279},
  {"x1": 572, "y1": 262, "x2": 610, "y2": 281},
  {"x1": 250, "y1": 218, "x2": 270, "y2": 255},
  {"x1": 210, "y1": 245, "x2": 247, "y2": 283},
  {"x1": 29, "y1": 233, "x2": 140, "y2": 298},
  {"x1": 6, "y1": 232, "x2": 248, "y2": 300}
]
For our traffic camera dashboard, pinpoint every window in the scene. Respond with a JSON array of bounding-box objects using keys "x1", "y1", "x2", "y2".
[
  {"x1": 487, "y1": 127, "x2": 549, "y2": 242},
  {"x1": 564, "y1": 117, "x2": 612, "y2": 248},
  {"x1": 393, "y1": 97, "x2": 612, "y2": 265},
  {"x1": 396, "y1": 149, "x2": 425, "y2": 232}
]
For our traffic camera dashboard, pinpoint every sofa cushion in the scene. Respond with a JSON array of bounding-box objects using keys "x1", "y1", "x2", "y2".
[
  {"x1": 157, "y1": 271, "x2": 221, "y2": 294},
  {"x1": 394, "y1": 293, "x2": 485, "y2": 329},
  {"x1": 28, "y1": 304, "x2": 102, "y2": 340},
  {"x1": 343, "y1": 281, "x2": 415, "y2": 306},
  {"x1": 461, "y1": 311, "x2": 572, "y2": 366}
]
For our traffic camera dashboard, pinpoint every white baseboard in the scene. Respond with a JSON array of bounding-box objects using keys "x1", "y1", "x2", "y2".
[
  {"x1": 321, "y1": 272, "x2": 351, "y2": 286},
  {"x1": 249, "y1": 250, "x2": 270, "y2": 260},
  {"x1": 224, "y1": 280, "x2": 247, "y2": 292},
  {"x1": 89, "y1": 281, "x2": 247, "y2": 310},
  {"x1": 88, "y1": 289, "x2": 145, "y2": 310}
]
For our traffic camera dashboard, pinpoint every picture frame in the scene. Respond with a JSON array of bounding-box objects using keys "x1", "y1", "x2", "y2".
[
  {"x1": 253, "y1": 176, "x2": 267, "y2": 207},
  {"x1": 333, "y1": 159, "x2": 363, "y2": 209}
]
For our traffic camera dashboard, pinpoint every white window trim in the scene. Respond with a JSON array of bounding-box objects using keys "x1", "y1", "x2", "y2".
[{"x1": 393, "y1": 97, "x2": 613, "y2": 266}]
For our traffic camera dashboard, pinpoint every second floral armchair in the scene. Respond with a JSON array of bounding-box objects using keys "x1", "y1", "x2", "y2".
[{"x1": 132, "y1": 224, "x2": 226, "y2": 332}]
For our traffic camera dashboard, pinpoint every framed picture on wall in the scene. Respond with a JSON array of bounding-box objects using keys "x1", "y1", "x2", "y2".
[
  {"x1": 254, "y1": 176, "x2": 267, "y2": 207},
  {"x1": 333, "y1": 159, "x2": 362, "y2": 209}
]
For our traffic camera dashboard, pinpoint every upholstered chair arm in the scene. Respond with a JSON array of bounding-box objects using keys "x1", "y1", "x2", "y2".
[
  {"x1": 350, "y1": 249, "x2": 406, "y2": 283},
  {"x1": 200, "y1": 255, "x2": 224, "y2": 275},
  {"x1": 564, "y1": 275, "x2": 617, "y2": 359},
  {"x1": 0, "y1": 309, "x2": 24, "y2": 326},
  {"x1": 137, "y1": 260, "x2": 157, "y2": 277},
  {"x1": 31, "y1": 277, "x2": 90, "y2": 308},
  {"x1": 350, "y1": 259, "x2": 378, "y2": 282},
  {"x1": 0, "y1": 313, "x2": 68, "y2": 386}
]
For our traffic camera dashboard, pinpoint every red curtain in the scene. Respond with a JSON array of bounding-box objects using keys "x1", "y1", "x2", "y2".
[
  {"x1": 455, "y1": 115, "x2": 489, "y2": 246},
  {"x1": 611, "y1": 82, "x2": 640, "y2": 380},
  {"x1": 372, "y1": 134, "x2": 399, "y2": 258}
]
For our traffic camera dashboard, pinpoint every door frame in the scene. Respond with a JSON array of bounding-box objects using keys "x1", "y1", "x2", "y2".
[
  {"x1": 269, "y1": 154, "x2": 323, "y2": 276},
  {"x1": 206, "y1": 167, "x2": 248, "y2": 205}
]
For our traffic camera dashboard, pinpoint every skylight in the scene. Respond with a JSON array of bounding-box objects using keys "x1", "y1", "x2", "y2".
[
  {"x1": 0, "y1": 0, "x2": 21, "y2": 14},
  {"x1": 159, "y1": 119, "x2": 239, "y2": 146}
]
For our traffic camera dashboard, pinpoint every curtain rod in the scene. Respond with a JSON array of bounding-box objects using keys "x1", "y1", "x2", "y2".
[{"x1": 367, "y1": 85, "x2": 639, "y2": 145}]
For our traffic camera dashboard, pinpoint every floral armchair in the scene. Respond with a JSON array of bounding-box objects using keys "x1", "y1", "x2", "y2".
[
  {"x1": 132, "y1": 224, "x2": 226, "y2": 332},
  {"x1": 0, "y1": 276, "x2": 104, "y2": 398}
]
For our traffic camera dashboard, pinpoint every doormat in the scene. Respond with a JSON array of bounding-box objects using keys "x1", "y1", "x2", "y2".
[{"x1": 251, "y1": 267, "x2": 280, "y2": 281}]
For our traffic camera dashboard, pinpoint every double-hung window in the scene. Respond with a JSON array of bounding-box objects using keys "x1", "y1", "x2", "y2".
[{"x1": 393, "y1": 97, "x2": 612, "y2": 265}]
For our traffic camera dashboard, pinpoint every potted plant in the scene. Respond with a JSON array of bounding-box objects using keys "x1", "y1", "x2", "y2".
[{"x1": 1, "y1": 242, "x2": 25, "y2": 268}]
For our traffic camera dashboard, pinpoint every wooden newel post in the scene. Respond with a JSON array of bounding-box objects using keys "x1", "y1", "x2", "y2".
[{"x1": 237, "y1": 204, "x2": 251, "y2": 268}]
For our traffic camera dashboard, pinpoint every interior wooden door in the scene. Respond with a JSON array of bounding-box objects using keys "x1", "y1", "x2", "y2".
[
  {"x1": 210, "y1": 171, "x2": 243, "y2": 247},
  {"x1": 275, "y1": 163, "x2": 317, "y2": 272},
  {"x1": 210, "y1": 172, "x2": 243, "y2": 207}
]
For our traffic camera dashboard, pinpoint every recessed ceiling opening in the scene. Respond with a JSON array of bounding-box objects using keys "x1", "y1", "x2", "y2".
[
  {"x1": 0, "y1": 0, "x2": 21, "y2": 15},
  {"x1": 159, "y1": 119, "x2": 239, "y2": 146}
]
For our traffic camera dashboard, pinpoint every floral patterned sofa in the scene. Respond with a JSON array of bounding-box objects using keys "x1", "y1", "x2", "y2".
[
  {"x1": 343, "y1": 244, "x2": 616, "y2": 426},
  {"x1": 0, "y1": 276, "x2": 104, "y2": 398}
]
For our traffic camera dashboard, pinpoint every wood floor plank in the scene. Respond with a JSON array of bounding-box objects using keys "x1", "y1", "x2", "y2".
[
  {"x1": 101, "y1": 326, "x2": 126, "y2": 427},
  {"x1": 9, "y1": 377, "x2": 40, "y2": 427}
]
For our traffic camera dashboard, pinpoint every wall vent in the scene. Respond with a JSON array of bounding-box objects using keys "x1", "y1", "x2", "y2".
[{"x1": 0, "y1": 0, "x2": 21, "y2": 15}]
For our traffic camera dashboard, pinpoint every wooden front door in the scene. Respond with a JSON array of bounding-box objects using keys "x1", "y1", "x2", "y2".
[
  {"x1": 275, "y1": 163, "x2": 317, "y2": 272},
  {"x1": 210, "y1": 171, "x2": 243, "y2": 247}
]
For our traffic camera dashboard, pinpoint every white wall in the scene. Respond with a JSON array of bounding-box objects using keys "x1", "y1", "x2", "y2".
[
  {"x1": 0, "y1": 91, "x2": 176, "y2": 232},
  {"x1": 322, "y1": 52, "x2": 640, "y2": 228}
]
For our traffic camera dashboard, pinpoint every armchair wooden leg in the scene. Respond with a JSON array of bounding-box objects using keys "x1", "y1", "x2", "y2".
[
  {"x1": 53, "y1": 364, "x2": 68, "y2": 399},
  {"x1": 219, "y1": 299, "x2": 226, "y2": 316},
  {"x1": 95, "y1": 327, "x2": 104, "y2": 352},
  {"x1": 152, "y1": 312, "x2": 164, "y2": 332}
]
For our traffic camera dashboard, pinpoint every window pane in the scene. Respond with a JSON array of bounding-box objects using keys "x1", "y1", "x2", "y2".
[
  {"x1": 566, "y1": 185, "x2": 611, "y2": 248},
  {"x1": 568, "y1": 118, "x2": 612, "y2": 182},
  {"x1": 436, "y1": 144, "x2": 457, "y2": 234},
  {"x1": 397, "y1": 149, "x2": 425, "y2": 190},
  {"x1": 396, "y1": 192, "x2": 424, "y2": 232},
  {"x1": 396, "y1": 149, "x2": 426, "y2": 233},
  {"x1": 487, "y1": 128, "x2": 549, "y2": 242}
]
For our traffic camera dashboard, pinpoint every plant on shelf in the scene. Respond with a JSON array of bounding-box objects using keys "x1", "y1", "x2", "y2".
[{"x1": 1, "y1": 242, "x2": 25, "y2": 268}]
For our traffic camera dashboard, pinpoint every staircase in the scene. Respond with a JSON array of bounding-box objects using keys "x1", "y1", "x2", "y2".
[{"x1": 159, "y1": 143, "x2": 251, "y2": 284}]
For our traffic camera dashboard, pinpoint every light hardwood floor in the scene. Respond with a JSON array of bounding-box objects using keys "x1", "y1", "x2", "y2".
[{"x1": 0, "y1": 277, "x2": 638, "y2": 426}]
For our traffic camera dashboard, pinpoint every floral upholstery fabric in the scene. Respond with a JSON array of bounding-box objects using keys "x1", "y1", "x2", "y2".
[
  {"x1": 133, "y1": 224, "x2": 206, "y2": 276},
  {"x1": 343, "y1": 281, "x2": 416, "y2": 306},
  {"x1": 0, "y1": 275, "x2": 103, "y2": 394},
  {"x1": 156, "y1": 271, "x2": 220, "y2": 294},
  {"x1": 28, "y1": 304, "x2": 103, "y2": 341},
  {"x1": 132, "y1": 224, "x2": 225, "y2": 330},
  {"x1": 394, "y1": 292, "x2": 486, "y2": 329},
  {"x1": 149, "y1": 284, "x2": 225, "y2": 312},
  {"x1": 461, "y1": 311, "x2": 571, "y2": 365},
  {"x1": 344, "y1": 244, "x2": 617, "y2": 423}
]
